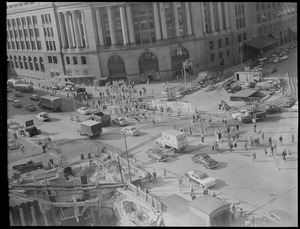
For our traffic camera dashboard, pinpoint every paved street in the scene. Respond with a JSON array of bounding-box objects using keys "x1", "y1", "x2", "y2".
[{"x1": 7, "y1": 42, "x2": 297, "y2": 226}]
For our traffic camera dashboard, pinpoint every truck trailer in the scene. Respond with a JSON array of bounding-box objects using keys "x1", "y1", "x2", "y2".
[
  {"x1": 78, "y1": 120, "x2": 102, "y2": 139},
  {"x1": 38, "y1": 95, "x2": 62, "y2": 112},
  {"x1": 156, "y1": 129, "x2": 188, "y2": 153},
  {"x1": 90, "y1": 110, "x2": 111, "y2": 127}
]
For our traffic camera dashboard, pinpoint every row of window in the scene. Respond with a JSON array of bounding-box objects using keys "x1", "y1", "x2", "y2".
[
  {"x1": 8, "y1": 55, "x2": 44, "y2": 72},
  {"x1": 65, "y1": 56, "x2": 87, "y2": 65},
  {"x1": 238, "y1": 33, "x2": 247, "y2": 43},
  {"x1": 66, "y1": 69, "x2": 89, "y2": 76},
  {"x1": 44, "y1": 27, "x2": 54, "y2": 38},
  {"x1": 41, "y1": 14, "x2": 52, "y2": 25},
  {"x1": 7, "y1": 27, "x2": 40, "y2": 40},
  {"x1": 7, "y1": 16, "x2": 37, "y2": 28},
  {"x1": 235, "y1": 4, "x2": 245, "y2": 16},
  {"x1": 46, "y1": 40, "x2": 56, "y2": 51},
  {"x1": 209, "y1": 37, "x2": 230, "y2": 50},
  {"x1": 48, "y1": 56, "x2": 58, "y2": 64},
  {"x1": 256, "y1": 2, "x2": 281, "y2": 11},
  {"x1": 210, "y1": 50, "x2": 230, "y2": 62},
  {"x1": 256, "y1": 9, "x2": 294, "y2": 24},
  {"x1": 7, "y1": 40, "x2": 42, "y2": 51},
  {"x1": 236, "y1": 18, "x2": 246, "y2": 30},
  {"x1": 7, "y1": 2, "x2": 35, "y2": 9}
]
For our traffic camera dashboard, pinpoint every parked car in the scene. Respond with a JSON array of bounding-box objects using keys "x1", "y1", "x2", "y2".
[
  {"x1": 120, "y1": 126, "x2": 140, "y2": 136},
  {"x1": 14, "y1": 92, "x2": 23, "y2": 97},
  {"x1": 25, "y1": 104, "x2": 36, "y2": 112},
  {"x1": 292, "y1": 101, "x2": 298, "y2": 112},
  {"x1": 112, "y1": 117, "x2": 128, "y2": 126},
  {"x1": 30, "y1": 94, "x2": 40, "y2": 101},
  {"x1": 8, "y1": 139, "x2": 20, "y2": 150},
  {"x1": 13, "y1": 100, "x2": 22, "y2": 108},
  {"x1": 36, "y1": 112, "x2": 49, "y2": 122},
  {"x1": 266, "y1": 105, "x2": 282, "y2": 114},
  {"x1": 273, "y1": 57, "x2": 280, "y2": 63},
  {"x1": 185, "y1": 170, "x2": 216, "y2": 188},
  {"x1": 191, "y1": 153, "x2": 218, "y2": 169},
  {"x1": 77, "y1": 107, "x2": 91, "y2": 115},
  {"x1": 280, "y1": 55, "x2": 288, "y2": 61},
  {"x1": 8, "y1": 96, "x2": 18, "y2": 102},
  {"x1": 145, "y1": 148, "x2": 170, "y2": 162}
]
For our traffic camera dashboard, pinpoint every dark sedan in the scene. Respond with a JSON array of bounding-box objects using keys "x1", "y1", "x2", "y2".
[
  {"x1": 191, "y1": 153, "x2": 218, "y2": 169},
  {"x1": 145, "y1": 148, "x2": 170, "y2": 162},
  {"x1": 30, "y1": 94, "x2": 40, "y2": 101},
  {"x1": 266, "y1": 105, "x2": 282, "y2": 114},
  {"x1": 25, "y1": 104, "x2": 36, "y2": 112}
]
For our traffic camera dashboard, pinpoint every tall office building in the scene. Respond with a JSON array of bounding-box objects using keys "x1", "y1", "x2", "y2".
[{"x1": 6, "y1": 2, "x2": 297, "y2": 85}]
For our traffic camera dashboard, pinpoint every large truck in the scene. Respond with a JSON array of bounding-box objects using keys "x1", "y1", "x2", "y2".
[
  {"x1": 7, "y1": 78, "x2": 21, "y2": 88},
  {"x1": 38, "y1": 95, "x2": 62, "y2": 112},
  {"x1": 78, "y1": 120, "x2": 102, "y2": 139},
  {"x1": 14, "y1": 84, "x2": 34, "y2": 93},
  {"x1": 156, "y1": 129, "x2": 188, "y2": 153},
  {"x1": 238, "y1": 110, "x2": 267, "y2": 123},
  {"x1": 90, "y1": 110, "x2": 111, "y2": 127}
]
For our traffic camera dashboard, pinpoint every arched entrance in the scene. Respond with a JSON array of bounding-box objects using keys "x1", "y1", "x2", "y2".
[
  {"x1": 138, "y1": 52, "x2": 159, "y2": 82},
  {"x1": 171, "y1": 47, "x2": 190, "y2": 79},
  {"x1": 108, "y1": 55, "x2": 127, "y2": 80}
]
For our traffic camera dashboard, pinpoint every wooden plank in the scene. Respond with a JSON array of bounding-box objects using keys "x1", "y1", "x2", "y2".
[
  {"x1": 9, "y1": 211, "x2": 14, "y2": 226},
  {"x1": 19, "y1": 208, "x2": 26, "y2": 226},
  {"x1": 72, "y1": 195, "x2": 80, "y2": 215},
  {"x1": 30, "y1": 206, "x2": 37, "y2": 226}
]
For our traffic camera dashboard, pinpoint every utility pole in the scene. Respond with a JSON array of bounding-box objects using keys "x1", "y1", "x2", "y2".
[{"x1": 123, "y1": 132, "x2": 132, "y2": 182}]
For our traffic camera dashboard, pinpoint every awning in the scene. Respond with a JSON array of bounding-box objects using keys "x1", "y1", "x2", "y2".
[
  {"x1": 61, "y1": 75, "x2": 95, "y2": 79},
  {"x1": 244, "y1": 36, "x2": 278, "y2": 50},
  {"x1": 98, "y1": 77, "x2": 108, "y2": 81}
]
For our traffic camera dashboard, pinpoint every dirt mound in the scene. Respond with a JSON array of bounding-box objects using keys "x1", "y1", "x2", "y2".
[{"x1": 122, "y1": 200, "x2": 138, "y2": 213}]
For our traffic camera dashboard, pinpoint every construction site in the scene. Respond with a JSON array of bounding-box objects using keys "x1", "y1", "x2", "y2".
[{"x1": 9, "y1": 148, "x2": 165, "y2": 226}]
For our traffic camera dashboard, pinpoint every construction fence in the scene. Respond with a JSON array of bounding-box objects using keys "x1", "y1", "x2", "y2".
[{"x1": 103, "y1": 149, "x2": 164, "y2": 212}]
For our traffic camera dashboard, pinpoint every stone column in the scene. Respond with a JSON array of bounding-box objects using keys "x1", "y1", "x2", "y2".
[
  {"x1": 120, "y1": 5, "x2": 129, "y2": 45},
  {"x1": 153, "y1": 3, "x2": 161, "y2": 40},
  {"x1": 224, "y1": 2, "x2": 230, "y2": 30},
  {"x1": 200, "y1": 2, "x2": 207, "y2": 34},
  {"x1": 173, "y1": 2, "x2": 180, "y2": 37},
  {"x1": 107, "y1": 7, "x2": 116, "y2": 45},
  {"x1": 95, "y1": 8, "x2": 104, "y2": 46},
  {"x1": 68, "y1": 11, "x2": 76, "y2": 47},
  {"x1": 72, "y1": 11, "x2": 81, "y2": 48},
  {"x1": 209, "y1": 2, "x2": 216, "y2": 33},
  {"x1": 126, "y1": 5, "x2": 135, "y2": 43},
  {"x1": 64, "y1": 12, "x2": 72, "y2": 48},
  {"x1": 217, "y1": 2, "x2": 223, "y2": 32},
  {"x1": 185, "y1": 2, "x2": 192, "y2": 35},
  {"x1": 76, "y1": 11, "x2": 84, "y2": 47},
  {"x1": 58, "y1": 12, "x2": 67, "y2": 48},
  {"x1": 80, "y1": 10, "x2": 88, "y2": 47},
  {"x1": 159, "y1": 3, "x2": 168, "y2": 39}
]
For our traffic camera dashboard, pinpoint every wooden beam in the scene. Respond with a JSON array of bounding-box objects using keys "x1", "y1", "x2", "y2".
[
  {"x1": 9, "y1": 211, "x2": 14, "y2": 226},
  {"x1": 72, "y1": 195, "x2": 80, "y2": 215},
  {"x1": 19, "y1": 208, "x2": 26, "y2": 226},
  {"x1": 73, "y1": 208, "x2": 79, "y2": 223},
  {"x1": 81, "y1": 203, "x2": 89, "y2": 214},
  {"x1": 30, "y1": 206, "x2": 38, "y2": 226}
]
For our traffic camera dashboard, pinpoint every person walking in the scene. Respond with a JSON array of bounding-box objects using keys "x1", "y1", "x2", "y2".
[
  {"x1": 279, "y1": 135, "x2": 283, "y2": 145},
  {"x1": 261, "y1": 132, "x2": 264, "y2": 140},
  {"x1": 191, "y1": 191, "x2": 196, "y2": 200},
  {"x1": 252, "y1": 152, "x2": 257, "y2": 161},
  {"x1": 229, "y1": 141, "x2": 233, "y2": 152},
  {"x1": 163, "y1": 168, "x2": 167, "y2": 178},
  {"x1": 203, "y1": 187, "x2": 208, "y2": 195},
  {"x1": 291, "y1": 134, "x2": 294, "y2": 144},
  {"x1": 20, "y1": 144, "x2": 25, "y2": 154},
  {"x1": 282, "y1": 149, "x2": 287, "y2": 161},
  {"x1": 268, "y1": 137, "x2": 272, "y2": 146},
  {"x1": 152, "y1": 117, "x2": 156, "y2": 126},
  {"x1": 152, "y1": 169, "x2": 157, "y2": 183},
  {"x1": 264, "y1": 147, "x2": 268, "y2": 157},
  {"x1": 253, "y1": 124, "x2": 257, "y2": 133}
]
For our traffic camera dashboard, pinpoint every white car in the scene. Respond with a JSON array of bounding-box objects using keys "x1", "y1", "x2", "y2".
[
  {"x1": 273, "y1": 57, "x2": 280, "y2": 63},
  {"x1": 8, "y1": 139, "x2": 20, "y2": 150},
  {"x1": 77, "y1": 107, "x2": 91, "y2": 115},
  {"x1": 292, "y1": 101, "x2": 298, "y2": 112},
  {"x1": 280, "y1": 55, "x2": 288, "y2": 61},
  {"x1": 185, "y1": 170, "x2": 216, "y2": 188},
  {"x1": 112, "y1": 117, "x2": 128, "y2": 126},
  {"x1": 121, "y1": 126, "x2": 140, "y2": 136},
  {"x1": 36, "y1": 112, "x2": 49, "y2": 122},
  {"x1": 231, "y1": 109, "x2": 248, "y2": 119}
]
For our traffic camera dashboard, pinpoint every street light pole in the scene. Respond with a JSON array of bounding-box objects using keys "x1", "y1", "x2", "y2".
[
  {"x1": 183, "y1": 58, "x2": 194, "y2": 89},
  {"x1": 123, "y1": 132, "x2": 132, "y2": 182},
  {"x1": 43, "y1": 69, "x2": 48, "y2": 91}
]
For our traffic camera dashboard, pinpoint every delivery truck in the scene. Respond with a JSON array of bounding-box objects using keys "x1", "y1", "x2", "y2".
[
  {"x1": 90, "y1": 110, "x2": 111, "y2": 127},
  {"x1": 156, "y1": 129, "x2": 188, "y2": 153},
  {"x1": 38, "y1": 95, "x2": 62, "y2": 112},
  {"x1": 25, "y1": 120, "x2": 41, "y2": 137},
  {"x1": 78, "y1": 120, "x2": 102, "y2": 139}
]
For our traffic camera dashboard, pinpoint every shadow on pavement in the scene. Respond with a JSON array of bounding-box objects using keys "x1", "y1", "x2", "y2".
[
  {"x1": 209, "y1": 179, "x2": 228, "y2": 190},
  {"x1": 214, "y1": 161, "x2": 228, "y2": 170}
]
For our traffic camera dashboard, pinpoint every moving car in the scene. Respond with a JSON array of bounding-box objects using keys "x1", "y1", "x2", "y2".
[
  {"x1": 185, "y1": 170, "x2": 216, "y2": 188},
  {"x1": 266, "y1": 105, "x2": 282, "y2": 114},
  {"x1": 36, "y1": 112, "x2": 49, "y2": 122},
  {"x1": 14, "y1": 92, "x2": 23, "y2": 97},
  {"x1": 191, "y1": 153, "x2": 218, "y2": 169},
  {"x1": 112, "y1": 117, "x2": 128, "y2": 126},
  {"x1": 8, "y1": 139, "x2": 20, "y2": 150},
  {"x1": 145, "y1": 148, "x2": 170, "y2": 162},
  {"x1": 77, "y1": 107, "x2": 91, "y2": 115},
  {"x1": 13, "y1": 100, "x2": 22, "y2": 108},
  {"x1": 120, "y1": 126, "x2": 140, "y2": 136},
  {"x1": 8, "y1": 96, "x2": 18, "y2": 102},
  {"x1": 25, "y1": 104, "x2": 36, "y2": 112},
  {"x1": 30, "y1": 94, "x2": 40, "y2": 101}
]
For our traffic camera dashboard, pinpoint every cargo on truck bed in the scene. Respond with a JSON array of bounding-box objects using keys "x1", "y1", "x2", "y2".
[
  {"x1": 78, "y1": 120, "x2": 102, "y2": 139},
  {"x1": 90, "y1": 110, "x2": 111, "y2": 127},
  {"x1": 38, "y1": 95, "x2": 62, "y2": 112}
]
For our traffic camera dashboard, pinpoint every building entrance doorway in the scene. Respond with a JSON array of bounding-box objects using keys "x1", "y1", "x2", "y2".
[
  {"x1": 171, "y1": 47, "x2": 190, "y2": 79},
  {"x1": 138, "y1": 52, "x2": 159, "y2": 82}
]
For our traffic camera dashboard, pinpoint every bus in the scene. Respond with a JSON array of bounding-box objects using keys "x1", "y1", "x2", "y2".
[
  {"x1": 7, "y1": 79, "x2": 21, "y2": 88},
  {"x1": 14, "y1": 84, "x2": 34, "y2": 93}
]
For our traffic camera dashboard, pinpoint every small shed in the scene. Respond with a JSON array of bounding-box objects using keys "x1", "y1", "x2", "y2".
[{"x1": 230, "y1": 89, "x2": 265, "y2": 102}]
